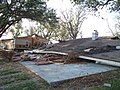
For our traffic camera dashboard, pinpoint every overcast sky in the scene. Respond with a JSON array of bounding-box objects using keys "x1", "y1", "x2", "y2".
[{"x1": 47, "y1": 0, "x2": 117, "y2": 38}]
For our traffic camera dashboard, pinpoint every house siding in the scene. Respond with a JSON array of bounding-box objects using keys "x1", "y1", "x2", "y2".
[{"x1": 0, "y1": 35, "x2": 48, "y2": 50}]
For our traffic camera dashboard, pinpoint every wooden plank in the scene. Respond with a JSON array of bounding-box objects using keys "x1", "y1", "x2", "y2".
[
  {"x1": 33, "y1": 50, "x2": 120, "y2": 67},
  {"x1": 79, "y1": 56, "x2": 120, "y2": 67},
  {"x1": 33, "y1": 50, "x2": 68, "y2": 55}
]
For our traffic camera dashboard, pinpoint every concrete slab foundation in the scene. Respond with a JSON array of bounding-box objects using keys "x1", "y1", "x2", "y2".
[{"x1": 21, "y1": 61, "x2": 116, "y2": 85}]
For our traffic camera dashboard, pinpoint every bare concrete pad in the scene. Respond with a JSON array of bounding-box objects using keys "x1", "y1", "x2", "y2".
[{"x1": 21, "y1": 61, "x2": 116, "y2": 85}]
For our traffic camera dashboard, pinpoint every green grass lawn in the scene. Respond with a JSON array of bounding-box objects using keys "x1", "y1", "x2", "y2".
[
  {"x1": 3, "y1": 80, "x2": 39, "y2": 90},
  {"x1": 0, "y1": 60, "x2": 49, "y2": 90}
]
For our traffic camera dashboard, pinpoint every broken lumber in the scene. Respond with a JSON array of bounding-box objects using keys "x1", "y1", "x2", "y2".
[
  {"x1": 32, "y1": 50, "x2": 67, "y2": 55},
  {"x1": 35, "y1": 61, "x2": 53, "y2": 65},
  {"x1": 33, "y1": 50, "x2": 120, "y2": 67}
]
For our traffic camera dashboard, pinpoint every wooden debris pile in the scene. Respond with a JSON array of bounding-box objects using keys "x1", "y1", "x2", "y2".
[
  {"x1": 63, "y1": 52, "x2": 80, "y2": 64},
  {"x1": 35, "y1": 52, "x2": 86, "y2": 65},
  {"x1": 11, "y1": 51, "x2": 86, "y2": 65},
  {"x1": 35, "y1": 54, "x2": 64, "y2": 65},
  {"x1": 12, "y1": 52, "x2": 63, "y2": 63},
  {"x1": 12, "y1": 52, "x2": 36, "y2": 62}
]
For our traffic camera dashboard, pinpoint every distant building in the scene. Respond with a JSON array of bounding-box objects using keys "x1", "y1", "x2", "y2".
[
  {"x1": 0, "y1": 34, "x2": 48, "y2": 50},
  {"x1": 0, "y1": 39, "x2": 13, "y2": 49}
]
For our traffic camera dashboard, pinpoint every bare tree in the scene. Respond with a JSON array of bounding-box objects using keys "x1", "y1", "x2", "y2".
[
  {"x1": 115, "y1": 16, "x2": 120, "y2": 31},
  {"x1": 106, "y1": 19, "x2": 115, "y2": 36},
  {"x1": 60, "y1": 6, "x2": 87, "y2": 39},
  {"x1": 115, "y1": 16, "x2": 120, "y2": 37}
]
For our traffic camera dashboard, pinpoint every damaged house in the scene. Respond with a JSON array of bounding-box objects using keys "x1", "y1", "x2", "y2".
[{"x1": 0, "y1": 34, "x2": 48, "y2": 50}]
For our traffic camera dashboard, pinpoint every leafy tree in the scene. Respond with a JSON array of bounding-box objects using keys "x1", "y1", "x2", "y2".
[
  {"x1": 52, "y1": 22, "x2": 71, "y2": 41},
  {"x1": 37, "y1": 22, "x2": 56, "y2": 40},
  {"x1": 0, "y1": 0, "x2": 57, "y2": 37},
  {"x1": 60, "y1": 6, "x2": 87, "y2": 39},
  {"x1": 8, "y1": 20, "x2": 23, "y2": 38},
  {"x1": 24, "y1": 26, "x2": 36, "y2": 36},
  {"x1": 70, "y1": 0, "x2": 120, "y2": 12},
  {"x1": 24, "y1": 19, "x2": 41, "y2": 36},
  {"x1": 24, "y1": 20, "x2": 74, "y2": 41},
  {"x1": 24, "y1": 21, "x2": 58, "y2": 40}
]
